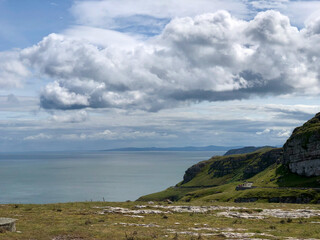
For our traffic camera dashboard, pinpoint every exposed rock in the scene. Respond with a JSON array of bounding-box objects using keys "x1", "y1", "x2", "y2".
[
  {"x1": 217, "y1": 208, "x2": 320, "y2": 219},
  {"x1": 217, "y1": 211, "x2": 265, "y2": 219},
  {"x1": 234, "y1": 197, "x2": 258, "y2": 203},
  {"x1": 208, "y1": 153, "x2": 259, "y2": 178},
  {"x1": 136, "y1": 205, "x2": 320, "y2": 218},
  {"x1": 0, "y1": 218, "x2": 17, "y2": 232},
  {"x1": 52, "y1": 236, "x2": 84, "y2": 240},
  {"x1": 182, "y1": 161, "x2": 208, "y2": 184},
  {"x1": 124, "y1": 215, "x2": 144, "y2": 218},
  {"x1": 95, "y1": 204, "x2": 320, "y2": 220},
  {"x1": 148, "y1": 205, "x2": 249, "y2": 213},
  {"x1": 283, "y1": 113, "x2": 320, "y2": 176},
  {"x1": 166, "y1": 229, "x2": 216, "y2": 237},
  {"x1": 208, "y1": 148, "x2": 281, "y2": 179},
  {"x1": 243, "y1": 148, "x2": 282, "y2": 178},
  {"x1": 269, "y1": 197, "x2": 311, "y2": 204},
  {"x1": 114, "y1": 223, "x2": 160, "y2": 227},
  {"x1": 235, "y1": 196, "x2": 313, "y2": 204},
  {"x1": 188, "y1": 227, "x2": 247, "y2": 232},
  {"x1": 286, "y1": 238, "x2": 320, "y2": 240},
  {"x1": 94, "y1": 206, "x2": 168, "y2": 215},
  {"x1": 167, "y1": 228, "x2": 274, "y2": 239}
]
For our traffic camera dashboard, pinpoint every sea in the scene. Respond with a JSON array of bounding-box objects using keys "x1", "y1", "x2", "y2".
[{"x1": 0, "y1": 151, "x2": 224, "y2": 204}]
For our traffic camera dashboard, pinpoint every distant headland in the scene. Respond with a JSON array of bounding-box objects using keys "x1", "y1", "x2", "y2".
[{"x1": 105, "y1": 145, "x2": 239, "y2": 152}]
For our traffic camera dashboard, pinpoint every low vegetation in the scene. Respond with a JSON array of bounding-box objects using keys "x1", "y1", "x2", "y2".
[
  {"x1": 1, "y1": 201, "x2": 320, "y2": 239},
  {"x1": 139, "y1": 148, "x2": 320, "y2": 203},
  {"x1": 288, "y1": 112, "x2": 320, "y2": 138},
  {"x1": 2, "y1": 114, "x2": 320, "y2": 239}
]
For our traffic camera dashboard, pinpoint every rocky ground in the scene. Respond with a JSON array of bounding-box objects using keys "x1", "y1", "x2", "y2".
[{"x1": 1, "y1": 201, "x2": 320, "y2": 239}]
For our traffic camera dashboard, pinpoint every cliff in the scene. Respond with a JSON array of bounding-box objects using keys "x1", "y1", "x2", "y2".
[
  {"x1": 139, "y1": 113, "x2": 320, "y2": 203},
  {"x1": 283, "y1": 113, "x2": 320, "y2": 176},
  {"x1": 179, "y1": 147, "x2": 280, "y2": 187}
]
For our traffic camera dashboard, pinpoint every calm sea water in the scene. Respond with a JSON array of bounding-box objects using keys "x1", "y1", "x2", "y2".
[{"x1": 0, "y1": 151, "x2": 224, "y2": 204}]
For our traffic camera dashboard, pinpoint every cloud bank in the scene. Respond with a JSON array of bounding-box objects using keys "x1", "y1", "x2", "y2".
[
  {"x1": 15, "y1": 10, "x2": 320, "y2": 111},
  {"x1": 0, "y1": 51, "x2": 29, "y2": 88},
  {"x1": 71, "y1": 0, "x2": 248, "y2": 29}
]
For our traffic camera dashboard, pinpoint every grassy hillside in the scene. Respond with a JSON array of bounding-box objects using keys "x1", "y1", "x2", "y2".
[
  {"x1": 139, "y1": 148, "x2": 320, "y2": 203},
  {"x1": 178, "y1": 147, "x2": 278, "y2": 187},
  {"x1": 288, "y1": 112, "x2": 320, "y2": 138}
]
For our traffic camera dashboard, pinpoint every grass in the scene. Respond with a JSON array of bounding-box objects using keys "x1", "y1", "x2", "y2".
[
  {"x1": 4, "y1": 116, "x2": 320, "y2": 239},
  {"x1": 252, "y1": 164, "x2": 320, "y2": 188},
  {"x1": 289, "y1": 113, "x2": 320, "y2": 137},
  {"x1": 138, "y1": 187, "x2": 200, "y2": 202},
  {"x1": 285, "y1": 113, "x2": 320, "y2": 150},
  {"x1": 1, "y1": 201, "x2": 320, "y2": 239},
  {"x1": 139, "y1": 154, "x2": 320, "y2": 203},
  {"x1": 179, "y1": 148, "x2": 276, "y2": 188}
]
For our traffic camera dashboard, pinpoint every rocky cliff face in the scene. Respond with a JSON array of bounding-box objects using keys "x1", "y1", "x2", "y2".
[
  {"x1": 182, "y1": 148, "x2": 281, "y2": 184},
  {"x1": 243, "y1": 148, "x2": 282, "y2": 178},
  {"x1": 183, "y1": 113, "x2": 320, "y2": 184},
  {"x1": 182, "y1": 161, "x2": 208, "y2": 184},
  {"x1": 209, "y1": 148, "x2": 281, "y2": 179},
  {"x1": 283, "y1": 113, "x2": 320, "y2": 177}
]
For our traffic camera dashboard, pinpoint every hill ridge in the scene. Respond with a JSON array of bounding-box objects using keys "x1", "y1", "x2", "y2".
[
  {"x1": 139, "y1": 113, "x2": 320, "y2": 203},
  {"x1": 105, "y1": 145, "x2": 239, "y2": 152}
]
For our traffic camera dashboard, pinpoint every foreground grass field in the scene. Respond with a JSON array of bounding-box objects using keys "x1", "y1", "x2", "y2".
[{"x1": 1, "y1": 201, "x2": 320, "y2": 239}]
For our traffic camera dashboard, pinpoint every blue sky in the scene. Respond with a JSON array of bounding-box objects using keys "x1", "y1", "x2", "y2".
[
  {"x1": 0, "y1": 0, "x2": 74, "y2": 50},
  {"x1": 1, "y1": 0, "x2": 320, "y2": 151}
]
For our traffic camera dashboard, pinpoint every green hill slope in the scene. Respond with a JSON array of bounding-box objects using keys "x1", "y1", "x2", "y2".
[
  {"x1": 139, "y1": 147, "x2": 320, "y2": 203},
  {"x1": 139, "y1": 113, "x2": 320, "y2": 203}
]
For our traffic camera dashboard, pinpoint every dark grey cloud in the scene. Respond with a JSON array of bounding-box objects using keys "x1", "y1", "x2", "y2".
[
  {"x1": 276, "y1": 111, "x2": 314, "y2": 121},
  {"x1": 264, "y1": 106, "x2": 316, "y2": 121},
  {"x1": 170, "y1": 73, "x2": 293, "y2": 102}
]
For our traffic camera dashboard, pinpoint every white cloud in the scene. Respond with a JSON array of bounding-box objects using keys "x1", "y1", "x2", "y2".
[
  {"x1": 283, "y1": 1, "x2": 320, "y2": 27},
  {"x1": 60, "y1": 133, "x2": 87, "y2": 140},
  {"x1": 0, "y1": 51, "x2": 29, "y2": 88},
  {"x1": 88, "y1": 129, "x2": 177, "y2": 140},
  {"x1": 71, "y1": 0, "x2": 248, "y2": 28},
  {"x1": 265, "y1": 104, "x2": 320, "y2": 115},
  {"x1": 249, "y1": 0, "x2": 289, "y2": 10},
  {"x1": 70, "y1": 0, "x2": 320, "y2": 33},
  {"x1": 7, "y1": 99, "x2": 318, "y2": 150},
  {"x1": 50, "y1": 110, "x2": 88, "y2": 123},
  {"x1": 246, "y1": 1, "x2": 320, "y2": 27},
  {"x1": 277, "y1": 130, "x2": 291, "y2": 138},
  {"x1": 24, "y1": 133, "x2": 53, "y2": 141},
  {"x1": 41, "y1": 81, "x2": 90, "y2": 109},
  {"x1": 23, "y1": 129, "x2": 177, "y2": 142},
  {"x1": 256, "y1": 127, "x2": 292, "y2": 138},
  {"x1": 63, "y1": 26, "x2": 140, "y2": 48},
  {"x1": 16, "y1": 10, "x2": 320, "y2": 112},
  {"x1": 0, "y1": 95, "x2": 38, "y2": 112},
  {"x1": 256, "y1": 128, "x2": 271, "y2": 135},
  {"x1": 2, "y1": 2, "x2": 320, "y2": 151}
]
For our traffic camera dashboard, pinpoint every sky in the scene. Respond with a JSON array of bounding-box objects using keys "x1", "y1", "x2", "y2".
[{"x1": 1, "y1": 0, "x2": 320, "y2": 152}]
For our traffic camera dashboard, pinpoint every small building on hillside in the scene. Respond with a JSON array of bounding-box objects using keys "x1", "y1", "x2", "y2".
[{"x1": 236, "y1": 182, "x2": 253, "y2": 191}]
